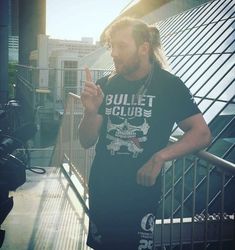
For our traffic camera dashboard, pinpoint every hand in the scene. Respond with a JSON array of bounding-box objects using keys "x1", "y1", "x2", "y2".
[
  {"x1": 136, "y1": 154, "x2": 164, "y2": 187},
  {"x1": 80, "y1": 67, "x2": 104, "y2": 114}
]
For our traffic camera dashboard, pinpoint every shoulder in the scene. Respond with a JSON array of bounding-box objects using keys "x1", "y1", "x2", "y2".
[
  {"x1": 153, "y1": 66, "x2": 186, "y2": 93},
  {"x1": 96, "y1": 75, "x2": 110, "y2": 87},
  {"x1": 155, "y1": 66, "x2": 181, "y2": 85}
]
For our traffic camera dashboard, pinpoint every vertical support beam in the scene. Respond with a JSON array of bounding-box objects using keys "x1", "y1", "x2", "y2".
[
  {"x1": 0, "y1": 0, "x2": 9, "y2": 104},
  {"x1": 18, "y1": 0, "x2": 46, "y2": 66},
  {"x1": 18, "y1": 0, "x2": 46, "y2": 121}
]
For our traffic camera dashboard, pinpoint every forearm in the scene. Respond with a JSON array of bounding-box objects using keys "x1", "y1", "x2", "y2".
[
  {"x1": 154, "y1": 127, "x2": 211, "y2": 162},
  {"x1": 78, "y1": 111, "x2": 103, "y2": 149}
]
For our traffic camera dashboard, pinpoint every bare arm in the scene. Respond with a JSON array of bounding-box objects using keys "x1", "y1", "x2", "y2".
[
  {"x1": 78, "y1": 68, "x2": 104, "y2": 149},
  {"x1": 137, "y1": 113, "x2": 211, "y2": 186},
  {"x1": 156, "y1": 113, "x2": 212, "y2": 161},
  {"x1": 78, "y1": 111, "x2": 103, "y2": 149}
]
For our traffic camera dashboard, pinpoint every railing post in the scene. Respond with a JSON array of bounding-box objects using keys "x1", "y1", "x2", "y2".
[
  {"x1": 170, "y1": 161, "x2": 175, "y2": 249},
  {"x1": 191, "y1": 157, "x2": 197, "y2": 250},
  {"x1": 179, "y1": 157, "x2": 186, "y2": 250},
  {"x1": 204, "y1": 162, "x2": 210, "y2": 249},
  {"x1": 69, "y1": 96, "x2": 74, "y2": 174},
  {"x1": 219, "y1": 172, "x2": 225, "y2": 250},
  {"x1": 161, "y1": 167, "x2": 166, "y2": 250}
]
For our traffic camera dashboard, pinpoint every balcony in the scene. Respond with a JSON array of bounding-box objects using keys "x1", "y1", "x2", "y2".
[{"x1": 1, "y1": 0, "x2": 234, "y2": 249}]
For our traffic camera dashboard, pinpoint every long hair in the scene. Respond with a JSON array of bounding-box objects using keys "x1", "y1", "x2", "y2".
[{"x1": 103, "y1": 17, "x2": 171, "y2": 71}]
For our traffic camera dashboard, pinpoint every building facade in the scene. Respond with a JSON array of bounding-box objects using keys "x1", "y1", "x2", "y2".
[{"x1": 29, "y1": 35, "x2": 100, "y2": 105}]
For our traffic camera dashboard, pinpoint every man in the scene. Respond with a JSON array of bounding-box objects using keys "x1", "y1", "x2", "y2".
[{"x1": 79, "y1": 18, "x2": 211, "y2": 250}]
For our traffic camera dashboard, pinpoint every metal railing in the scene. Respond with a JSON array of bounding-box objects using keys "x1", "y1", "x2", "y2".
[
  {"x1": 51, "y1": 92, "x2": 235, "y2": 250},
  {"x1": 16, "y1": 64, "x2": 108, "y2": 106}
]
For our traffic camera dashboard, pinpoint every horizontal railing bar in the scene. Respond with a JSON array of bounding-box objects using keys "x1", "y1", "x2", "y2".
[
  {"x1": 16, "y1": 64, "x2": 109, "y2": 71},
  {"x1": 169, "y1": 136, "x2": 235, "y2": 174}
]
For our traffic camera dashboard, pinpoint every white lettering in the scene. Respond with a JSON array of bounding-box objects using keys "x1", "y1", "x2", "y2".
[
  {"x1": 106, "y1": 94, "x2": 113, "y2": 105},
  {"x1": 131, "y1": 94, "x2": 138, "y2": 105},
  {"x1": 123, "y1": 94, "x2": 130, "y2": 105},
  {"x1": 146, "y1": 95, "x2": 155, "y2": 107},
  {"x1": 138, "y1": 95, "x2": 146, "y2": 106},
  {"x1": 106, "y1": 94, "x2": 155, "y2": 107},
  {"x1": 113, "y1": 94, "x2": 123, "y2": 105},
  {"x1": 109, "y1": 106, "x2": 144, "y2": 117},
  {"x1": 135, "y1": 107, "x2": 142, "y2": 117},
  {"x1": 120, "y1": 107, "x2": 127, "y2": 117},
  {"x1": 112, "y1": 106, "x2": 120, "y2": 115},
  {"x1": 138, "y1": 239, "x2": 153, "y2": 250}
]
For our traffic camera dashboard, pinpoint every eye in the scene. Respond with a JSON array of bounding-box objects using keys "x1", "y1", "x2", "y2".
[
  {"x1": 129, "y1": 117, "x2": 143, "y2": 126},
  {"x1": 117, "y1": 43, "x2": 126, "y2": 50},
  {"x1": 110, "y1": 42, "x2": 127, "y2": 51},
  {"x1": 110, "y1": 116, "x2": 124, "y2": 124}
]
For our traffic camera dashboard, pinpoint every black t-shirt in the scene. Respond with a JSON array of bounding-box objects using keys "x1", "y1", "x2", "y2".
[
  {"x1": 92, "y1": 65, "x2": 200, "y2": 174},
  {"x1": 87, "y1": 64, "x2": 201, "y2": 249}
]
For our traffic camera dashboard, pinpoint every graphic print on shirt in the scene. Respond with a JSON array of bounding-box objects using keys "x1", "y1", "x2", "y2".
[
  {"x1": 137, "y1": 213, "x2": 155, "y2": 250},
  {"x1": 105, "y1": 93, "x2": 155, "y2": 158}
]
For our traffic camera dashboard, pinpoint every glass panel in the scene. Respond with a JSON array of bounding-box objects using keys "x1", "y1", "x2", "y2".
[
  {"x1": 167, "y1": 58, "x2": 177, "y2": 70},
  {"x1": 221, "y1": 103, "x2": 235, "y2": 115},
  {"x1": 189, "y1": 20, "x2": 231, "y2": 55},
  {"x1": 162, "y1": 5, "x2": 202, "y2": 38},
  {"x1": 203, "y1": 101, "x2": 226, "y2": 124},
  {"x1": 219, "y1": 82, "x2": 235, "y2": 101},
  {"x1": 173, "y1": 55, "x2": 202, "y2": 83},
  {"x1": 209, "y1": 114, "x2": 234, "y2": 138},
  {"x1": 209, "y1": 117, "x2": 235, "y2": 161},
  {"x1": 220, "y1": 118, "x2": 235, "y2": 143},
  {"x1": 209, "y1": 137, "x2": 233, "y2": 158},
  {"x1": 173, "y1": 6, "x2": 204, "y2": 34},
  {"x1": 197, "y1": 54, "x2": 235, "y2": 97},
  {"x1": 178, "y1": 55, "x2": 215, "y2": 89},
  {"x1": 191, "y1": 0, "x2": 222, "y2": 27},
  {"x1": 221, "y1": 0, "x2": 235, "y2": 19},
  {"x1": 197, "y1": 99, "x2": 213, "y2": 113},
  {"x1": 160, "y1": 14, "x2": 182, "y2": 37},
  {"x1": 164, "y1": 32, "x2": 180, "y2": 54},
  {"x1": 166, "y1": 11, "x2": 191, "y2": 35},
  {"x1": 174, "y1": 26, "x2": 206, "y2": 56},
  {"x1": 187, "y1": 0, "x2": 218, "y2": 29},
  {"x1": 169, "y1": 55, "x2": 185, "y2": 70},
  {"x1": 204, "y1": 21, "x2": 235, "y2": 54},
  {"x1": 225, "y1": 39, "x2": 235, "y2": 53},
  {"x1": 164, "y1": 28, "x2": 194, "y2": 56},
  {"x1": 225, "y1": 146, "x2": 235, "y2": 163},
  {"x1": 204, "y1": 0, "x2": 234, "y2": 24},
  {"x1": 206, "y1": 77, "x2": 234, "y2": 101}
]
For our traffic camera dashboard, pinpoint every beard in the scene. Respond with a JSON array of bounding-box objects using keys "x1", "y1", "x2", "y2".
[{"x1": 113, "y1": 51, "x2": 141, "y2": 77}]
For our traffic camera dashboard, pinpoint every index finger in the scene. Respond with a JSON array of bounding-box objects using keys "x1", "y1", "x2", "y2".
[{"x1": 85, "y1": 67, "x2": 92, "y2": 82}]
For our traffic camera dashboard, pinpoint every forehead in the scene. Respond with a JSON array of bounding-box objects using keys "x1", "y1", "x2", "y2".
[{"x1": 110, "y1": 26, "x2": 135, "y2": 44}]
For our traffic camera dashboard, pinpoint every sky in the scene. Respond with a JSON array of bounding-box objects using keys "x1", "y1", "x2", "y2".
[{"x1": 46, "y1": 0, "x2": 132, "y2": 43}]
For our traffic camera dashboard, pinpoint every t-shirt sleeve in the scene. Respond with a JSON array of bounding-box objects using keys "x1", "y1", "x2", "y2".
[{"x1": 172, "y1": 77, "x2": 201, "y2": 123}]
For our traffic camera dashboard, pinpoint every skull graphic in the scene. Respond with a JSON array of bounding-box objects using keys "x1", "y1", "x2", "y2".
[{"x1": 106, "y1": 116, "x2": 150, "y2": 157}]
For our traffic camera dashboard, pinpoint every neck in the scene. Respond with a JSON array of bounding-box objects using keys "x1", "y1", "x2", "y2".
[{"x1": 124, "y1": 61, "x2": 153, "y2": 81}]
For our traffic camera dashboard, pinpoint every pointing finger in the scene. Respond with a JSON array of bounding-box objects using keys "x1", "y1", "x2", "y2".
[{"x1": 85, "y1": 67, "x2": 92, "y2": 82}]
